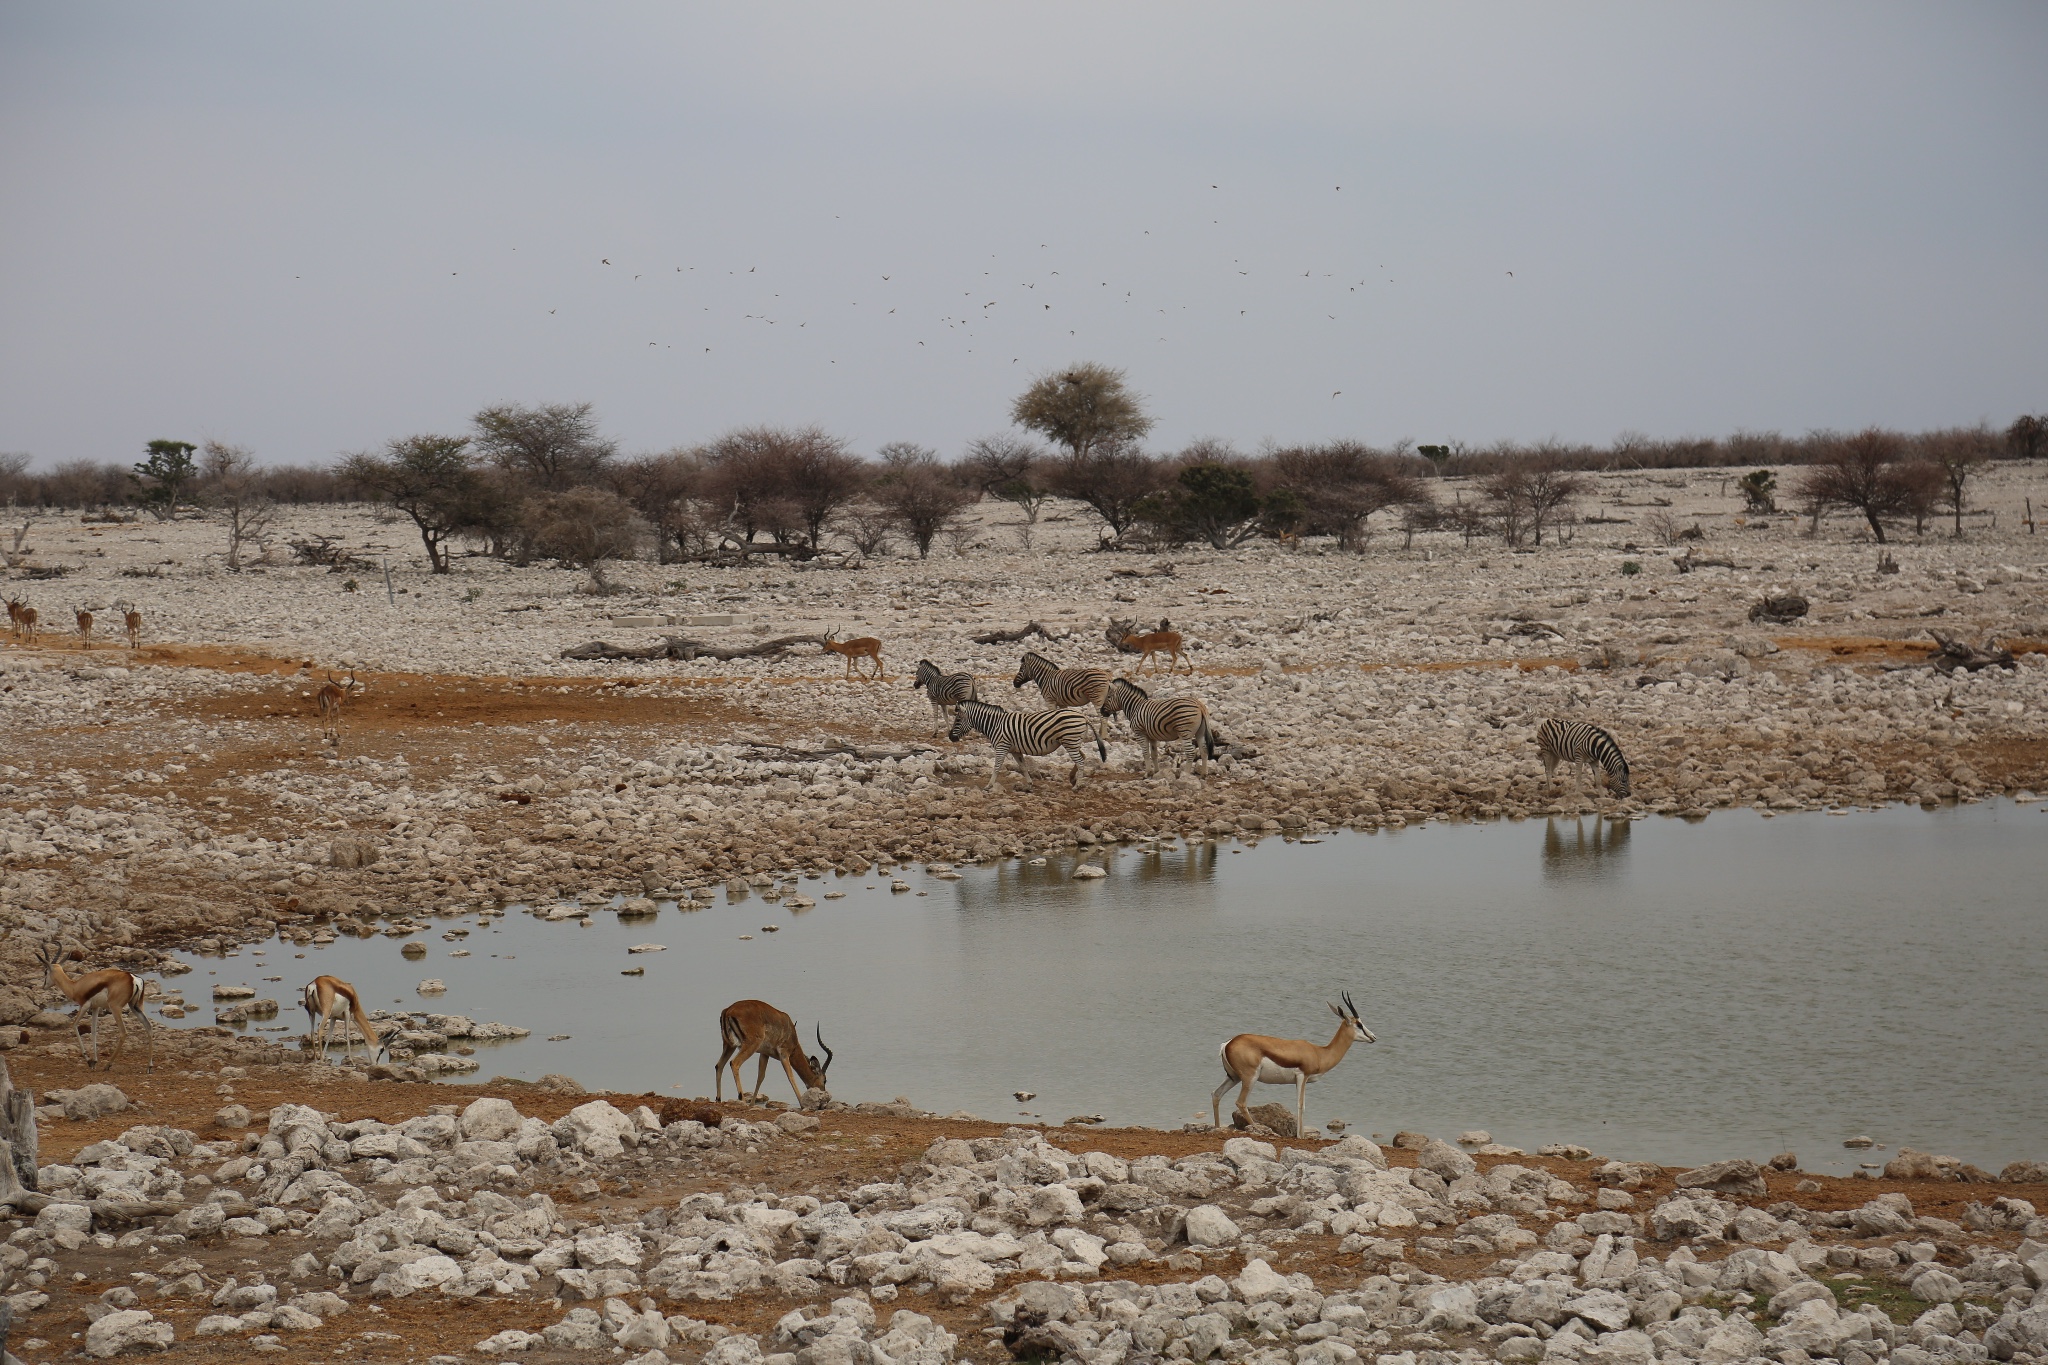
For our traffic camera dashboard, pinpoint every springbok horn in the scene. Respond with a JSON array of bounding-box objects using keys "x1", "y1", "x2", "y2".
[{"x1": 815, "y1": 1025, "x2": 833, "y2": 1076}]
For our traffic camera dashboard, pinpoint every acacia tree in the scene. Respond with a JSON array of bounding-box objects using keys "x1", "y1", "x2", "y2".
[
  {"x1": 471, "y1": 402, "x2": 616, "y2": 491},
  {"x1": 1795, "y1": 428, "x2": 1922, "y2": 544},
  {"x1": 1917, "y1": 427, "x2": 1993, "y2": 537},
  {"x1": 1046, "y1": 441, "x2": 1168, "y2": 545},
  {"x1": 1268, "y1": 442, "x2": 1426, "y2": 550},
  {"x1": 132, "y1": 439, "x2": 198, "y2": 520},
  {"x1": 1481, "y1": 459, "x2": 1588, "y2": 546},
  {"x1": 199, "y1": 441, "x2": 277, "y2": 571},
  {"x1": 872, "y1": 443, "x2": 975, "y2": 559},
  {"x1": 699, "y1": 426, "x2": 864, "y2": 551},
  {"x1": 340, "y1": 434, "x2": 478, "y2": 572},
  {"x1": 963, "y1": 435, "x2": 1052, "y2": 523},
  {"x1": 1011, "y1": 362, "x2": 1153, "y2": 463},
  {"x1": 2007, "y1": 414, "x2": 2045, "y2": 461},
  {"x1": 611, "y1": 449, "x2": 709, "y2": 562},
  {"x1": 520, "y1": 487, "x2": 647, "y2": 593}
]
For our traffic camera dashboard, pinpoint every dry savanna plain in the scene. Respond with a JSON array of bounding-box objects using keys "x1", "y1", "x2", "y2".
[{"x1": 0, "y1": 463, "x2": 2046, "y2": 1365}]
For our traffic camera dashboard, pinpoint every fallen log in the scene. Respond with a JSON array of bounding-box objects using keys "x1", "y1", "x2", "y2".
[
  {"x1": 562, "y1": 634, "x2": 824, "y2": 663},
  {"x1": 970, "y1": 621, "x2": 1070, "y2": 645},
  {"x1": 1927, "y1": 630, "x2": 2015, "y2": 673}
]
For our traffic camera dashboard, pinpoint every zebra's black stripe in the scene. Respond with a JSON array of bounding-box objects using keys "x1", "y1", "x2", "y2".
[
  {"x1": 1535, "y1": 718, "x2": 1631, "y2": 796},
  {"x1": 910, "y1": 660, "x2": 978, "y2": 733}
]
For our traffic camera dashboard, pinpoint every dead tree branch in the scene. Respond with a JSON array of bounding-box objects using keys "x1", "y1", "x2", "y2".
[{"x1": 969, "y1": 621, "x2": 1070, "y2": 645}]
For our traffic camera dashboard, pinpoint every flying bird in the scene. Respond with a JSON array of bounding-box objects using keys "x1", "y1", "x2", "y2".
[
  {"x1": 1332, "y1": 391, "x2": 1342, "y2": 398},
  {"x1": 601, "y1": 259, "x2": 610, "y2": 265}
]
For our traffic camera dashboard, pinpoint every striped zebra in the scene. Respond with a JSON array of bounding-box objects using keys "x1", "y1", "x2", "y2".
[
  {"x1": 908, "y1": 660, "x2": 978, "y2": 735},
  {"x1": 1012, "y1": 651, "x2": 1111, "y2": 712},
  {"x1": 948, "y1": 699, "x2": 1107, "y2": 791},
  {"x1": 1535, "y1": 719, "x2": 1631, "y2": 797},
  {"x1": 1100, "y1": 677, "x2": 1216, "y2": 777}
]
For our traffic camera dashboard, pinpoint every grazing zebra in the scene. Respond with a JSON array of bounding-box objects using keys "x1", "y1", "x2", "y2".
[
  {"x1": 948, "y1": 699, "x2": 1107, "y2": 791},
  {"x1": 1535, "y1": 719, "x2": 1631, "y2": 797},
  {"x1": 909, "y1": 660, "x2": 978, "y2": 734},
  {"x1": 1012, "y1": 651, "x2": 1111, "y2": 711},
  {"x1": 1100, "y1": 677, "x2": 1216, "y2": 777}
]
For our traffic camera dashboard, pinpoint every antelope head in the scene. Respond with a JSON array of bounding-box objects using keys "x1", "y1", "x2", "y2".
[
  {"x1": 807, "y1": 1025, "x2": 834, "y2": 1087},
  {"x1": 1328, "y1": 991, "x2": 1376, "y2": 1044}
]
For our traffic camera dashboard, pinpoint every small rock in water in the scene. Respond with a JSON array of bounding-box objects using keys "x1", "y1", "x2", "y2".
[
  {"x1": 1014, "y1": 1091, "x2": 1035, "y2": 1101},
  {"x1": 761, "y1": 925, "x2": 780, "y2": 933},
  {"x1": 401, "y1": 942, "x2": 427, "y2": 959},
  {"x1": 1844, "y1": 1135, "x2": 1876, "y2": 1148},
  {"x1": 625, "y1": 943, "x2": 666, "y2": 954},
  {"x1": 1457, "y1": 1129, "x2": 1492, "y2": 1146},
  {"x1": 415, "y1": 978, "x2": 447, "y2": 995},
  {"x1": 547, "y1": 1034, "x2": 572, "y2": 1042},
  {"x1": 621, "y1": 967, "x2": 644, "y2": 976},
  {"x1": 1392, "y1": 1130, "x2": 1429, "y2": 1149},
  {"x1": 1072, "y1": 864, "x2": 1108, "y2": 879},
  {"x1": 1066, "y1": 1114, "x2": 1105, "y2": 1126},
  {"x1": 1768, "y1": 1151, "x2": 1799, "y2": 1170}
]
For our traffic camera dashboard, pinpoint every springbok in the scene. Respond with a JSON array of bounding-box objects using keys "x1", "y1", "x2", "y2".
[
  {"x1": 302, "y1": 975, "x2": 387, "y2": 1063},
  {"x1": 76, "y1": 608, "x2": 93, "y2": 648},
  {"x1": 38, "y1": 941, "x2": 152, "y2": 1072},
  {"x1": 1212, "y1": 991, "x2": 1374, "y2": 1137},
  {"x1": 820, "y1": 629, "x2": 885, "y2": 681},
  {"x1": 315, "y1": 670, "x2": 362, "y2": 747},
  {"x1": 1108, "y1": 617, "x2": 1192, "y2": 674},
  {"x1": 124, "y1": 606, "x2": 143, "y2": 649},
  {"x1": 714, "y1": 999, "x2": 833, "y2": 1104}
]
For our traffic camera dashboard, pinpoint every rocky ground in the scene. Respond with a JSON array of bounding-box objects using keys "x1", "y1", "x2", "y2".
[
  {"x1": 0, "y1": 1043, "x2": 2045, "y2": 1365},
  {"x1": 1, "y1": 463, "x2": 2044, "y2": 999},
  {"x1": 0, "y1": 465, "x2": 2045, "y2": 1359}
]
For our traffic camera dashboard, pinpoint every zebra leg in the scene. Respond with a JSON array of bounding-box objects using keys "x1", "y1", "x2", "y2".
[
  {"x1": 1066, "y1": 743, "x2": 1084, "y2": 788},
  {"x1": 989, "y1": 755, "x2": 1004, "y2": 791}
]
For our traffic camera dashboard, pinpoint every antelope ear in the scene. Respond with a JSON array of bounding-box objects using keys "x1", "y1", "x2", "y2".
[{"x1": 1327, "y1": 1001, "x2": 1343, "y2": 1017}]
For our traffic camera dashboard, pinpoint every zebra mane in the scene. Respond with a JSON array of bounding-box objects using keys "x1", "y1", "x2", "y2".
[{"x1": 1110, "y1": 677, "x2": 1150, "y2": 698}]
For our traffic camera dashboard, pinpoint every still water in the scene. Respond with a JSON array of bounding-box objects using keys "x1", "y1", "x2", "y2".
[{"x1": 173, "y1": 801, "x2": 2048, "y2": 1173}]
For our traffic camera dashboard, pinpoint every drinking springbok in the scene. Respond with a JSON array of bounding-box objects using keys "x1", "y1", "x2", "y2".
[
  {"x1": 714, "y1": 999, "x2": 834, "y2": 1104},
  {"x1": 302, "y1": 974, "x2": 388, "y2": 1064},
  {"x1": 1211, "y1": 991, "x2": 1374, "y2": 1136},
  {"x1": 39, "y1": 941, "x2": 152, "y2": 1072}
]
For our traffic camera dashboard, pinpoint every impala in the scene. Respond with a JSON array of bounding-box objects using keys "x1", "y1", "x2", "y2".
[
  {"x1": 76, "y1": 608, "x2": 94, "y2": 648},
  {"x1": 315, "y1": 670, "x2": 362, "y2": 747},
  {"x1": 302, "y1": 975, "x2": 387, "y2": 1063},
  {"x1": 714, "y1": 999, "x2": 833, "y2": 1104},
  {"x1": 1211, "y1": 991, "x2": 1374, "y2": 1137},
  {"x1": 6, "y1": 598, "x2": 36, "y2": 645},
  {"x1": 1108, "y1": 617, "x2": 1191, "y2": 674},
  {"x1": 124, "y1": 606, "x2": 143, "y2": 650},
  {"x1": 39, "y1": 941, "x2": 152, "y2": 1072},
  {"x1": 820, "y1": 629, "x2": 885, "y2": 681}
]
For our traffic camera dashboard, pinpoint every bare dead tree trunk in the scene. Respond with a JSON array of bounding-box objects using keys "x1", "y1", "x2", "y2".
[{"x1": 969, "y1": 621, "x2": 1070, "y2": 645}]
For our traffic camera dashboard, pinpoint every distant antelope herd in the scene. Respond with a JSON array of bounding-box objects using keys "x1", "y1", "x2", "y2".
[{"x1": 5, "y1": 595, "x2": 143, "y2": 652}]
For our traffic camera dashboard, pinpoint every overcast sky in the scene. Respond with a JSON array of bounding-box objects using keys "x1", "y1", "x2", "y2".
[{"x1": 3, "y1": 3, "x2": 2043, "y2": 467}]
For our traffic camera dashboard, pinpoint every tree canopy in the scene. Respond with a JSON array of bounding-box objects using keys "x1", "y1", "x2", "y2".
[{"x1": 1010, "y1": 363, "x2": 1153, "y2": 463}]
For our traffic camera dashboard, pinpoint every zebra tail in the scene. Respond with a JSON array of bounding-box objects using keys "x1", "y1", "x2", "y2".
[
  {"x1": 1094, "y1": 732, "x2": 1108, "y2": 762},
  {"x1": 1199, "y1": 715, "x2": 1216, "y2": 760}
]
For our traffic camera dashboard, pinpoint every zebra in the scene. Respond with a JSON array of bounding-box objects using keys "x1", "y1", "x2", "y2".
[
  {"x1": 1100, "y1": 677, "x2": 1216, "y2": 777},
  {"x1": 908, "y1": 660, "x2": 978, "y2": 735},
  {"x1": 948, "y1": 699, "x2": 1108, "y2": 791},
  {"x1": 1012, "y1": 651, "x2": 1111, "y2": 711},
  {"x1": 1535, "y1": 718, "x2": 1631, "y2": 797}
]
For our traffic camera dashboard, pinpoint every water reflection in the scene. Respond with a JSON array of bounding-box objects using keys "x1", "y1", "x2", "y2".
[{"x1": 1542, "y1": 816, "x2": 1631, "y2": 879}]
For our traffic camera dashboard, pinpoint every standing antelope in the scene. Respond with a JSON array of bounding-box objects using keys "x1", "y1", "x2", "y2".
[
  {"x1": 302, "y1": 975, "x2": 387, "y2": 1063},
  {"x1": 909, "y1": 659, "x2": 978, "y2": 734},
  {"x1": 315, "y1": 670, "x2": 362, "y2": 748},
  {"x1": 38, "y1": 942, "x2": 153, "y2": 1072},
  {"x1": 124, "y1": 605, "x2": 143, "y2": 650},
  {"x1": 6, "y1": 598, "x2": 37, "y2": 645},
  {"x1": 1100, "y1": 677, "x2": 1216, "y2": 777},
  {"x1": 714, "y1": 999, "x2": 834, "y2": 1104},
  {"x1": 76, "y1": 608, "x2": 93, "y2": 648},
  {"x1": 1212, "y1": 991, "x2": 1374, "y2": 1137},
  {"x1": 821, "y1": 629, "x2": 885, "y2": 681},
  {"x1": 1535, "y1": 719, "x2": 1631, "y2": 797},
  {"x1": 949, "y1": 698, "x2": 1107, "y2": 790},
  {"x1": 1108, "y1": 618, "x2": 1192, "y2": 674}
]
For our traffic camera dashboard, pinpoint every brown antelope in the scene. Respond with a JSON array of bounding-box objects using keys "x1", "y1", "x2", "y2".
[
  {"x1": 124, "y1": 606, "x2": 142, "y2": 649},
  {"x1": 38, "y1": 941, "x2": 153, "y2": 1072},
  {"x1": 6, "y1": 598, "x2": 37, "y2": 645},
  {"x1": 714, "y1": 999, "x2": 833, "y2": 1104},
  {"x1": 302, "y1": 975, "x2": 387, "y2": 1063},
  {"x1": 1211, "y1": 991, "x2": 1374, "y2": 1136},
  {"x1": 1108, "y1": 617, "x2": 1191, "y2": 674},
  {"x1": 76, "y1": 608, "x2": 93, "y2": 648},
  {"x1": 314, "y1": 670, "x2": 362, "y2": 747},
  {"x1": 820, "y1": 629, "x2": 885, "y2": 681}
]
